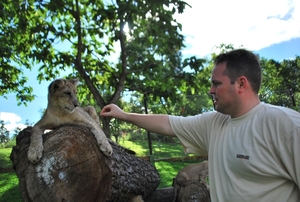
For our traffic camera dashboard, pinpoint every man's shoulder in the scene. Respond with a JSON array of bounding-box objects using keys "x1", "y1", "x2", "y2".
[
  {"x1": 261, "y1": 103, "x2": 299, "y2": 117},
  {"x1": 259, "y1": 103, "x2": 300, "y2": 126}
]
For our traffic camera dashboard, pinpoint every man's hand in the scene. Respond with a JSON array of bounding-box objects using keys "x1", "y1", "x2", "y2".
[{"x1": 100, "y1": 104, "x2": 126, "y2": 120}]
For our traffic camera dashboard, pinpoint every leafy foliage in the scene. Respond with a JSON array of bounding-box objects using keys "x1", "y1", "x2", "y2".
[
  {"x1": 2, "y1": 0, "x2": 299, "y2": 140},
  {"x1": 260, "y1": 56, "x2": 300, "y2": 109},
  {"x1": 0, "y1": 120, "x2": 9, "y2": 144},
  {"x1": 0, "y1": 0, "x2": 35, "y2": 105},
  {"x1": 1, "y1": 0, "x2": 209, "y2": 137}
]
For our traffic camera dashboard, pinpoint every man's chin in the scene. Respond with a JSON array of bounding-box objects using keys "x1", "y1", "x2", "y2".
[
  {"x1": 213, "y1": 104, "x2": 218, "y2": 111},
  {"x1": 214, "y1": 105, "x2": 223, "y2": 113}
]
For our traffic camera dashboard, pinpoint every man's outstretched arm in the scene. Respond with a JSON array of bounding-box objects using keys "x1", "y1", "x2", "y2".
[{"x1": 100, "y1": 104, "x2": 176, "y2": 137}]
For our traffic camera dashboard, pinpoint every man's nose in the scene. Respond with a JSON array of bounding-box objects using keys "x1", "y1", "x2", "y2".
[{"x1": 209, "y1": 86, "x2": 214, "y2": 94}]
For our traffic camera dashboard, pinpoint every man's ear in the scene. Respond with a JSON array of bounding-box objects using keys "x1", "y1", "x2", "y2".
[{"x1": 237, "y1": 76, "x2": 247, "y2": 92}]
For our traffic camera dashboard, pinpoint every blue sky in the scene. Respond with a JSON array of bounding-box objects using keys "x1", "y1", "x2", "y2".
[{"x1": 1, "y1": 0, "x2": 300, "y2": 132}]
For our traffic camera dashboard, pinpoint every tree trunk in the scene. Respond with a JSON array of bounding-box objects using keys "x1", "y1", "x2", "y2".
[
  {"x1": 101, "y1": 117, "x2": 111, "y2": 139},
  {"x1": 144, "y1": 183, "x2": 210, "y2": 202},
  {"x1": 10, "y1": 126, "x2": 160, "y2": 202},
  {"x1": 175, "y1": 181, "x2": 210, "y2": 202},
  {"x1": 144, "y1": 187, "x2": 174, "y2": 202}
]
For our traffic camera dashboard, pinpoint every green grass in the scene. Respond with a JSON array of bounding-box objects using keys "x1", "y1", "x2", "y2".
[
  {"x1": 0, "y1": 173, "x2": 21, "y2": 202},
  {"x1": 155, "y1": 160, "x2": 200, "y2": 188},
  {"x1": 0, "y1": 139, "x2": 203, "y2": 201},
  {"x1": 0, "y1": 148, "x2": 13, "y2": 168},
  {"x1": 119, "y1": 139, "x2": 186, "y2": 158},
  {"x1": 118, "y1": 138, "x2": 202, "y2": 188},
  {"x1": 0, "y1": 148, "x2": 21, "y2": 202}
]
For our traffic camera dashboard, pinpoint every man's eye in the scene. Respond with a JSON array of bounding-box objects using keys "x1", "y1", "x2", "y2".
[{"x1": 212, "y1": 82, "x2": 221, "y2": 86}]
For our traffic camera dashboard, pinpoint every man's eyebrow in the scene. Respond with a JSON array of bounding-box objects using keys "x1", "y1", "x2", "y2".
[{"x1": 211, "y1": 79, "x2": 220, "y2": 83}]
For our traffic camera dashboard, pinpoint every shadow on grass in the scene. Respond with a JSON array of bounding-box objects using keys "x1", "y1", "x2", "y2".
[
  {"x1": 0, "y1": 171, "x2": 22, "y2": 202},
  {"x1": 0, "y1": 183, "x2": 22, "y2": 202}
]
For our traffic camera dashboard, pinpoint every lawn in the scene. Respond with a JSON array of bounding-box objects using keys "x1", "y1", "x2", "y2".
[
  {"x1": 118, "y1": 138, "x2": 187, "y2": 158},
  {"x1": 0, "y1": 148, "x2": 22, "y2": 202},
  {"x1": 0, "y1": 139, "x2": 203, "y2": 201},
  {"x1": 118, "y1": 139, "x2": 201, "y2": 188}
]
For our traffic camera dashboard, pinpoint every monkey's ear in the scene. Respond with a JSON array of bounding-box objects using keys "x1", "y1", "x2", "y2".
[
  {"x1": 69, "y1": 78, "x2": 79, "y2": 87},
  {"x1": 48, "y1": 79, "x2": 65, "y2": 94}
]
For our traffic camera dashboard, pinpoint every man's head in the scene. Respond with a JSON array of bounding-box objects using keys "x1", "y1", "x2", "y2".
[
  {"x1": 210, "y1": 49, "x2": 262, "y2": 117},
  {"x1": 214, "y1": 49, "x2": 262, "y2": 94}
]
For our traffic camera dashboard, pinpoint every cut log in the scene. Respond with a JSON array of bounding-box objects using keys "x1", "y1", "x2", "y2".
[
  {"x1": 144, "y1": 187, "x2": 174, "y2": 202},
  {"x1": 10, "y1": 126, "x2": 160, "y2": 202},
  {"x1": 171, "y1": 161, "x2": 211, "y2": 202},
  {"x1": 176, "y1": 181, "x2": 210, "y2": 202}
]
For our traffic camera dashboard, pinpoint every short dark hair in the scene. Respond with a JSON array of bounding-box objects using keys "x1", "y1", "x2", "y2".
[{"x1": 214, "y1": 49, "x2": 262, "y2": 94}]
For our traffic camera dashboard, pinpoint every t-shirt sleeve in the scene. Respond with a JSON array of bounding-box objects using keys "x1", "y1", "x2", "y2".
[
  {"x1": 265, "y1": 106, "x2": 300, "y2": 189},
  {"x1": 169, "y1": 113, "x2": 214, "y2": 155},
  {"x1": 280, "y1": 126, "x2": 300, "y2": 188}
]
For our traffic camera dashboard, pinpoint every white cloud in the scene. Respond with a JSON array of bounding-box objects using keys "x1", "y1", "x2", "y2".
[
  {"x1": 0, "y1": 112, "x2": 27, "y2": 132},
  {"x1": 175, "y1": 0, "x2": 300, "y2": 57}
]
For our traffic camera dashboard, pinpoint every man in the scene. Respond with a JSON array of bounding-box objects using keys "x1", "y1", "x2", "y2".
[{"x1": 100, "y1": 49, "x2": 300, "y2": 202}]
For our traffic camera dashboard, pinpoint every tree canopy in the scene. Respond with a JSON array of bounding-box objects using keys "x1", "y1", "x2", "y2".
[
  {"x1": 260, "y1": 56, "x2": 300, "y2": 109},
  {"x1": 1, "y1": 0, "x2": 208, "y2": 137},
  {"x1": 1, "y1": 0, "x2": 299, "y2": 139}
]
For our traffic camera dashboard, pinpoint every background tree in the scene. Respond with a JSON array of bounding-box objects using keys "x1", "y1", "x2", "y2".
[
  {"x1": 1, "y1": 0, "x2": 201, "y2": 137},
  {"x1": 0, "y1": 120, "x2": 10, "y2": 144},
  {"x1": 100, "y1": 44, "x2": 238, "y2": 147},
  {"x1": 0, "y1": 1, "x2": 35, "y2": 105},
  {"x1": 260, "y1": 56, "x2": 300, "y2": 109}
]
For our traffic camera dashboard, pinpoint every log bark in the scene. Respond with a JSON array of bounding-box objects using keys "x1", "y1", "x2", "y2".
[
  {"x1": 172, "y1": 161, "x2": 210, "y2": 202},
  {"x1": 10, "y1": 126, "x2": 160, "y2": 202},
  {"x1": 144, "y1": 182, "x2": 210, "y2": 202},
  {"x1": 176, "y1": 181, "x2": 210, "y2": 202},
  {"x1": 144, "y1": 187, "x2": 174, "y2": 202}
]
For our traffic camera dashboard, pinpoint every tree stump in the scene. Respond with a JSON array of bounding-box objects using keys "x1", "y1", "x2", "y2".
[
  {"x1": 176, "y1": 181, "x2": 210, "y2": 202},
  {"x1": 10, "y1": 126, "x2": 160, "y2": 202},
  {"x1": 172, "y1": 161, "x2": 210, "y2": 202}
]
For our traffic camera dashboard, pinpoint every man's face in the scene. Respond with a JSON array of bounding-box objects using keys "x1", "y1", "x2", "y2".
[{"x1": 209, "y1": 62, "x2": 239, "y2": 115}]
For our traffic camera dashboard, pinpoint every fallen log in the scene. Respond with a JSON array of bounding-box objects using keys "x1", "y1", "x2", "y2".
[
  {"x1": 172, "y1": 161, "x2": 210, "y2": 202},
  {"x1": 10, "y1": 126, "x2": 160, "y2": 202},
  {"x1": 144, "y1": 187, "x2": 174, "y2": 202},
  {"x1": 176, "y1": 181, "x2": 210, "y2": 202}
]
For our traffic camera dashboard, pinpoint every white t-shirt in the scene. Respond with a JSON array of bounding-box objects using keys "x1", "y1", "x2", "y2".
[{"x1": 169, "y1": 102, "x2": 300, "y2": 202}]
